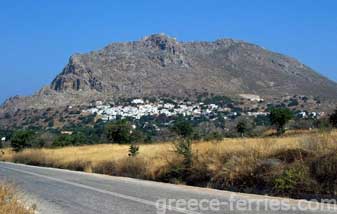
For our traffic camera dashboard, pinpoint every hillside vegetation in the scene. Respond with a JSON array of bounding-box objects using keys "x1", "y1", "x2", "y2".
[{"x1": 2, "y1": 130, "x2": 337, "y2": 199}]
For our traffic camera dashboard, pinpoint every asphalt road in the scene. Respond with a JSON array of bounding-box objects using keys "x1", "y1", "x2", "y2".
[{"x1": 0, "y1": 162, "x2": 336, "y2": 214}]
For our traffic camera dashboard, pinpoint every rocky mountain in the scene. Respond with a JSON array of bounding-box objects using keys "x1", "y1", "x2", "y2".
[{"x1": 1, "y1": 34, "x2": 337, "y2": 112}]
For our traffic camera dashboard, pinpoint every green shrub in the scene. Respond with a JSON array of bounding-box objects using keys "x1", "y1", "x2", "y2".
[
  {"x1": 272, "y1": 163, "x2": 316, "y2": 196},
  {"x1": 330, "y1": 109, "x2": 337, "y2": 128},
  {"x1": 173, "y1": 139, "x2": 193, "y2": 169},
  {"x1": 160, "y1": 158, "x2": 212, "y2": 187},
  {"x1": 171, "y1": 119, "x2": 194, "y2": 171},
  {"x1": 53, "y1": 132, "x2": 86, "y2": 147},
  {"x1": 128, "y1": 143, "x2": 139, "y2": 157},
  {"x1": 236, "y1": 120, "x2": 248, "y2": 137},
  {"x1": 184, "y1": 160, "x2": 212, "y2": 187},
  {"x1": 171, "y1": 119, "x2": 194, "y2": 138},
  {"x1": 11, "y1": 130, "x2": 36, "y2": 152},
  {"x1": 158, "y1": 160, "x2": 186, "y2": 184},
  {"x1": 162, "y1": 120, "x2": 197, "y2": 184},
  {"x1": 288, "y1": 99, "x2": 299, "y2": 107}
]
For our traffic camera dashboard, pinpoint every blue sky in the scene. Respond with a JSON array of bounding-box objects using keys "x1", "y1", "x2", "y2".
[{"x1": 1, "y1": 0, "x2": 337, "y2": 103}]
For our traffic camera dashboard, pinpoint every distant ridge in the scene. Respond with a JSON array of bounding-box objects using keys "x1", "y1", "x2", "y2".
[{"x1": 2, "y1": 33, "x2": 337, "y2": 112}]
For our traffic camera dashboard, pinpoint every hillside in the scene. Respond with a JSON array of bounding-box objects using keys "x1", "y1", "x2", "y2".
[{"x1": 1, "y1": 34, "x2": 337, "y2": 112}]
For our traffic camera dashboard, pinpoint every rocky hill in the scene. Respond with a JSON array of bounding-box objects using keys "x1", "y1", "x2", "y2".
[{"x1": 1, "y1": 34, "x2": 337, "y2": 112}]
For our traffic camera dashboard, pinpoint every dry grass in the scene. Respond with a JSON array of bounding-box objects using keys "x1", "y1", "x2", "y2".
[
  {"x1": 1, "y1": 130, "x2": 337, "y2": 198},
  {"x1": 2, "y1": 131, "x2": 336, "y2": 173},
  {"x1": 1, "y1": 134, "x2": 307, "y2": 172},
  {"x1": 0, "y1": 183, "x2": 34, "y2": 214}
]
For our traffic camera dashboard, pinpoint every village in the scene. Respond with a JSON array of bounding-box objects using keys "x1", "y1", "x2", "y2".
[{"x1": 82, "y1": 96, "x2": 323, "y2": 123}]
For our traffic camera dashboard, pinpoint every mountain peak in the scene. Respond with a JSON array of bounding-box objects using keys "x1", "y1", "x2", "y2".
[
  {"x1": 2, "y1": 35, "x2": 337, "y2": 111},
  {"x1": 141, "y1": 33, "x2": 179, "y2": 51},
  {"x1": 142, "y1": 33, "x2": 176, "y2": 41}
]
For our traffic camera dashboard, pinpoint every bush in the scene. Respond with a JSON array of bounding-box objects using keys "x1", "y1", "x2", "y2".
[
  {"x1": 158, "y1": 160, "x2": 187, "y2": 184},
  {"x1": 314, "y1": 118, "x2": 332, "y2": 130},
  {"x1": 173, "y1": 139, "x2": 193, "y2": 169},
  {"x1": 236, "y1": 120, "x2": 248, "y2": 137},
  {"x1": 288, "y1": 99, "x2": 299, "y2": 107},
  {"x1": 128, "y1": 144, "x2": 139, "y2": 157},
  {"x1": 53, "y1": 132, "x2": 86, "y2": 147},
  {"x1": 105, "y1": 120, "x2": 133, "y2": 144},
  {"x1": 11, "y1": 130, "x2": 35, "y2": 152},
  {"x1": 291, "y1": 119, "x2": 314, "y2": 130},
  {"x1": 171, "y1": 119, "x2": 194, "y2": 138},
  {"x1": 269, "y1": 108, "x2": 293, "y2": 135},
  {"x1": 311, "y1": 153, "x2": 337, "y2": 194},
  {"x1": 329, "y1": 109, "x2": 337, "y2": 128},
  {"x1": 272, "y1": 163, "x2": 317, "y2": 196},
  {"x1": 184, "y1": 160, "x2": 212, "y2": 187},
  {"x1": 255, "y1": 115, "x2": 271, "y2": 126},
  {"x1": 159, "y1": 157, "x2": 212, "y2": 186},
  {"x1": 209, "y1": 154, "x2": 261, "y2": 193},
  {"x1": 169, "y1": 120, "x2": 195, "y2": 181}
]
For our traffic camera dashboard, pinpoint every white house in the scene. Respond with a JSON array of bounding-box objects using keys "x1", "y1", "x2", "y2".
[
  {"x1": 298, "y1": 111, "x2": 307, "y2": 118},
  {"x1": 61, "y1": 131, "x2": 73, "y2": 135},
  {"x1": 96, "y1": 101, "x2": 103, "y2": 106},
  {"x1": 131, "y1": 99, "x2": 145, "y2": 105},
  {"x1": 239, "y1": 94, "x2": 264, "y2": 102},
  {"x1": 1, "y1": 137, "x2": 6, "y2": 142}
]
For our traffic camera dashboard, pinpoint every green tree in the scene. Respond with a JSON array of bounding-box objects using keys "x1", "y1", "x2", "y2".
[
  {"x1": 172, "y1": 120, "x2": 194, "y2": 169},
  {"x1": 53, "y1": 132, "x2": 86, "y2": 147},
  {"x1": 171, "y1": 120, "x2": 194, "y2": 138},
  {"x1": 330, "y1": 109, "x2": 337, "y2": 128},
  {"x1": 236, "y1": 120, "x2": 248, "y2": 137},
  {"x1": 11, "y1": 130, "x2": 36, "y2": 152},
  {"x1": 270, "y1": 108, "x2": 293, "y2": 135},
  {"x1": 105, "y1": 120, "x2": 133, "y2": 144}
]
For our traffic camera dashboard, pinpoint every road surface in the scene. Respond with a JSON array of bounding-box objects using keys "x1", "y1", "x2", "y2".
[{"x1": 0, "y1": 161, "x2": 336, "y2": 214}]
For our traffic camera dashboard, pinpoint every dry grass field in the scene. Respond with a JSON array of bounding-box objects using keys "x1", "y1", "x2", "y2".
[
  {"x1": 1, "y1": 130, "x2": 337, "y2": 198},
  {"x1": 0, "y1": 183, "x2": 34, "y2": 214},
  {"x1": 1, "y1": 131, "x2": 320, "y2": 172}
]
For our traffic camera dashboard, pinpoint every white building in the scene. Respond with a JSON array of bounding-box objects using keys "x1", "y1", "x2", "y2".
[
  {"x1": 298, "y1": 111, "x2": 307, "y2": 118},
  {"x1": 240, "y1": 94, "x2": 264, "y2": 102},
  {"x1": 61, "y1": 131, "x2": 73, "y2": 135},
  {"x1": 1, "y1": 137, "x2": 6, "y2": 142},
  {"x1": 131, "y1": 99, "x2": 145, "y2": 105},
  {"x1": 96, "y1": 101, "x2": 103, "y2": 106}
]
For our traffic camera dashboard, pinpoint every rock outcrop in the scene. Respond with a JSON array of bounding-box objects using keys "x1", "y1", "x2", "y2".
[{"x1": 2, "y1": 33, "x2": 337, "y2": 112}]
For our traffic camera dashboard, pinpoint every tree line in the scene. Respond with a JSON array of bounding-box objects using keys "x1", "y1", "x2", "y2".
[{"x1": 3, "y1": 107, "x2": 337, "y2": 152}]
